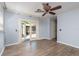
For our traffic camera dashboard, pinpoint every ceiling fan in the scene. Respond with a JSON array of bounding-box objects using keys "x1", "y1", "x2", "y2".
[{"x1": 35, "y1": 3, "x2": 62, "y2": 16}]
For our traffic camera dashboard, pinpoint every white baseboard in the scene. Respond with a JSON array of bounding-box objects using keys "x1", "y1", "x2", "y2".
[
  {"x1": 0, "y1": 47, "x2": 5, "y2": 56},
  {"x1": 5, "y1": 42, "x2": 21, "y2": 47},
  {"x1": 5, "y1": 38, "x2": 52, "y2": 47},
  {"x1": 5, "y1": 39, "x2": 42, "y2": 47},
  {"x1": 37, "y1": 37, "x2": 51, "y2": 40},
  {"x1": 57, "y1": 41, "x2": 79, "y2": 48}
]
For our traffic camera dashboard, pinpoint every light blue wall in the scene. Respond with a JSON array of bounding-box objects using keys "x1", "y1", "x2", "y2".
[
  {"x1": 4, "y1": 10, "x2": 39, "y2": 46},
  {"x1": 4, "y1": 10, "x2": 56, "y2": 46},
  {"x1": 39, "y1": 17, "x2": 51, "y2": 39},
  {"x1": 0, "y1": 3, "x2": 4, "y2": 55},
  {"x1": 57, "y1": 8, "x2": 79, "y2": 48},
  {"x1": 4, "y1": 11, "x2": 19, "y2": 45},
  {"x1": 0, "y1": 32, "x2": 4, "y2": 55}
]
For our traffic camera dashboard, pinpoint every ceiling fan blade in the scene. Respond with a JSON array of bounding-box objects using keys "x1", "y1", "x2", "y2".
[
  {"x1": 42, "y1": 12, "x2": 47, "y2": 16},
  {"x1": 49, "y1": 12, "x2": 56, "y2": 15},
  {"x1": 50, "y1": 5, "x2": 62, "y2": 11}
]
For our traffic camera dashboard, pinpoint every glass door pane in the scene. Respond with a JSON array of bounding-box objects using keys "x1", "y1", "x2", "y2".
[{"x1": 31, "y1": 25, "x2": 36, "y2": 38}]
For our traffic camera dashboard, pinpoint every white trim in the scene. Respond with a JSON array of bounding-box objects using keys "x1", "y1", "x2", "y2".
[
  {"x1": 0, "y1": 47, "x2": 5, "y2": 56},
  {"x1": 5, "y1": 41, "x2": 21, "y2": 47},
  {"x1": 5, "y1": 38, "x2": 43, "y2": 47},
  {"x1": 57, "y1": 41, "x2": 79, "y2": 48},
  {"x1": 37, "y1": 37, "x2": 52, "y2": 40},
  {"x1": 5, "y1": 37, "x2": 52, "y2": 47}
]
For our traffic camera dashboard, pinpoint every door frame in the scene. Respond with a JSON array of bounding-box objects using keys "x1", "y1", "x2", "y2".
[{"x1": 18, "y1": 19, "x2": 39, "y2": 43}]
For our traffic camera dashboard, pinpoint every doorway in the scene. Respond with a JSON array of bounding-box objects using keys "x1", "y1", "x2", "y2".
[{"x1": 20, "y1": 20, "x2": 37, "y2": 42}]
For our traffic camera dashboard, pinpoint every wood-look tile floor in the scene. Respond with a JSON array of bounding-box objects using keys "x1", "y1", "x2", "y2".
[{"x1": 2, "y1": 39, "x2": 79, "y2": 56}]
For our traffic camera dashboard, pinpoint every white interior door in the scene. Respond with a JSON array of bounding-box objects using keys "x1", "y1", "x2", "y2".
[
  {"x1": 30, "y1": 24, "x2": 37, "y2": 40},
  {"x1": 19, "y1": 20, "x2": 38, "y2": 41}
]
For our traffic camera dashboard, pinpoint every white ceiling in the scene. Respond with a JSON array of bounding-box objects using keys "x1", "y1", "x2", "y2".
[{"x1": 5, "y1": 2, "x2": 79, "y2": 17}]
